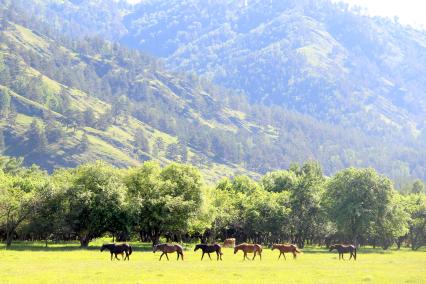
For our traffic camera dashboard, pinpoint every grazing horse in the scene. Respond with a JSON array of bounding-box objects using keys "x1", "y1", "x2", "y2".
[
  {"x1": 194, "y1": 244, "x2": 223, "y2": 260},
  {"x1": 329, "y1": 244, "x2": 357, "y2": 260},
  {"x1": 223, "y1": 238, "x2": 236, "y2": 248},
  {"x1": 271, "y1": 244, "x2": 301, "y2": 260},
  {"x1": 153, "y1": 244, "x2": 184, "y2": 261},
  {"x1": 234, "y1": 243, "x2": 262, "y2": 260},
  {"x1": 100, "y1": 243, "x2": 133, "y2": 261}
]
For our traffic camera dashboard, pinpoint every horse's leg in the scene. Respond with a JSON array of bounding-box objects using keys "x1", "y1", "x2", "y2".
[
  {"x1": 243, "y1": 252, "x2": 247, "y2": 261},
  {"x1": 110, "y1": 252, "x2": 113, "y2": 261},
  {"x1": 159, "y1": 252, "x2": 165, "y2": 261},
  {"x1": 252, "y1": 251, "x2": 256, "y2": 260},
  {"x1": 283, "y1": 252, "x2": 286, "y2": 260},
  {"x1": 259, "y1": 251, "x2": 262, "y2": 261},
  {"x1": 349, "y1": 252, "x2": 353, "y2": 260},
  {"x1": 201, "y1": 252, "x2": 204, "y2": 260},
  {"x1": 278, "y1": 252, "x2": 281, "y2": 260},
  {"x1": 208, "y1": 253, "x2": 212, "y2": 260},
  {"x1": 166, "y1": 253, "x2": 169, "y2": 261},
  {"x1": 115, "y1": 253, "x2": 121, "y2": 261}
]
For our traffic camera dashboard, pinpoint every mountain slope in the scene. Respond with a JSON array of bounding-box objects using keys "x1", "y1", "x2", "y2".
[{"x1": 0, "y1": 1, "x2": 425, "y2": 184}]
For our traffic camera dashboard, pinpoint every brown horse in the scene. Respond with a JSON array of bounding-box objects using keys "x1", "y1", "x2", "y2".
[
  {"x1": 234, "y1": 243, "x2": 262, "y2": 260},
  {"x1": 223, "y1": 238, "x2": 236, "y2": 248},
  {"x1": 194, "y1": 244, "x2": 223, "y2": 260},
  {"x1": 271, "y1": 244, "x2": 301, "y2": 260},
  {"x1": 329, "y1": 244, "x2": 357, "y2": 260},
  {"x1": 100, "y1": 243, "x2": 132, "y2": 261},
  {"x1": 153, "y1": 243, "x2": 184, "y2": 261}
]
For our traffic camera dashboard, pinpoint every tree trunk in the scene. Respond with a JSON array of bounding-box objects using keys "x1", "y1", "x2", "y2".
[
  {"x1": 80, "y1": 236, "x2": 90, "y2": 248},
  {"x1": 6, "y1": 233, "x2": 13, "y2": 247}
]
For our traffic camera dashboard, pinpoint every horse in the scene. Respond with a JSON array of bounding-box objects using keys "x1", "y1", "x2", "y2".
[
  {"x1": 234, "y1": 243, "x2": 262, "y2": 260},
  {"x1": 153, "y1": 243, "x2": 184, "y2": 261},
  {"x1": 329, "y1": 244, "x2": 357, "y2": 260},
  {"x1": 194, "y1": 244, "x2": 223, "y2": 260},
  {"x1": 100, "y1": 243, "x2": 132, "y2": 261},
  {"x1": 223, "y1": 238, "x2": 236, "y2": 248},
  {"x1": 271, "y1": 244, "x2": 301, "y2": 260}
]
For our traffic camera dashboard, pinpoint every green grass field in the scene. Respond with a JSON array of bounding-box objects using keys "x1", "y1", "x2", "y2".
[{"x1": 0, "y1": 242, "x2": 425, "y2": 284}]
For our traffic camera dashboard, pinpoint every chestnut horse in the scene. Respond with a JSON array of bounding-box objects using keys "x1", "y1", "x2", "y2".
[
  {"x1": 234, "y1": 243, "x2": 262, "y2": 260},
  {"x1": 223, "y1": 238, "x2": 236, "y2": 248},
  {"x1": 100, "y1": 243, "x2": 132, "y2": 261},
  {"x1": 194, "y1": 244, "x2": 223, "y2": 260},
  {"x1": 271, "y1": 244, "x2": 301, "y2": 260},
  {"x1": 329, "y1": 244, "x2": 357, "y2": 260},
  {"x1": 153, "y1": 243, "x2": 184, "y2": 261}
]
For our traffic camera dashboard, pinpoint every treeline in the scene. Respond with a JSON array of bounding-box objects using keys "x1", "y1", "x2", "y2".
[{"x1": 1, "y1": 156, "x2": 425, "y2": 250}]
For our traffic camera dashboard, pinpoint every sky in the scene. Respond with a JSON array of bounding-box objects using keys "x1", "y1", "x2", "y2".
[
  {"x1": 334, "y1": 0, "x2": 426, "y2": 29},
  {"x1": 125, "y1": 0, "x2": 426, "y2": 29}
]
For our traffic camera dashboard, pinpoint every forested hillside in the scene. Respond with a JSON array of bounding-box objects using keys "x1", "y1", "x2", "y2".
[{"x1": 0, "y1": 0, "x2": 425, "y2": 185}]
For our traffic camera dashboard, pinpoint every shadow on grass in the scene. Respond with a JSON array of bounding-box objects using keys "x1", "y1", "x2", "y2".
[
  {"x1": 0, "y1": 242, "x2": 154, "y2": 252},
  {"x1": 2, "y1": 243, "x2": 425, "y2": 253}
]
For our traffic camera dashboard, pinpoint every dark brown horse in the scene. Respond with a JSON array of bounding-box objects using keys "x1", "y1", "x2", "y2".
[
  {"x1": 271, "y1": 244, "x2": 301, "y2": 260},
  {"x1": 194, "y1": 244, "x2": 223, "y2": 260},
  {"x1": 329, "y1": 244, "x2": 357, "y2": 260},
  {"x1": 234, "y1": 243, "x2": 262, "y2": 260},
  {"x1": 100, "y1": 243, "x2": 132, "y2": 261},
  {"x1": 153, "y1": 243, "x2": 184, "y2": 261}
]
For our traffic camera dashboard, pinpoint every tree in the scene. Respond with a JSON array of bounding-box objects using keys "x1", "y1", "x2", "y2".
[
  {"x1": 288, "y1": 161, "x2": 326, "y2": 248},
  {"x1": 0, "y1": 130, "x2": 5, "y2": 154},
  {"x1": 0, "y1": 167, "x2": 49, "y2": 247},
  {"x1": 134, "y1": 129, "x2": 150, "y2": 153},
  {"x1": 25, "y1": 119, "x2": 48, "y2": 153},
  {"x1": 63, "y1": 162, "x2": 127, "y2": 247},
  {"x1": 0, "y1": 88, "x2": 11, "y2": 117},
  {"x1": 126, "y1": 162, "x2": 205, "y2": 245},
  {"x1": 411, "y1": 180, "x2": 425, "y2": 194},
  {"x1": 325, "y1": 168, "x2": 394, "y2": 246},
  {"x1": 166, "y1": 143, "x2": 179, "y2": 161},
  {"x1": 405, "y1": 193, "x2": 426, "y2": 250},
  {"x1": 83, "y1": 108, "x2": 96, "y2": 128},
  {"x1": 80, "y1": 132, "x2": 89, "y2": 152}
]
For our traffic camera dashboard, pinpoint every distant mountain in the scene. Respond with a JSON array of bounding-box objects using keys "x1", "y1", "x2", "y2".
[{"x1": 0, "y1": 0, "x2": 425, "y2": 184}]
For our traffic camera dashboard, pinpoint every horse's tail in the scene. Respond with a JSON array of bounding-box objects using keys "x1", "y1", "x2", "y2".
[
  {"x1": 295, "y1": 247, "x2": 301, "y2": 253},
  {"x1": 128, "y1": 245, "x2": 133, "y2": 255}
]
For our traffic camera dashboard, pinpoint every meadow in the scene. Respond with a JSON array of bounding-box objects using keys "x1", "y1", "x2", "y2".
[{"x1": 0, "y1": 241, "x2": 425, "y2": 284}]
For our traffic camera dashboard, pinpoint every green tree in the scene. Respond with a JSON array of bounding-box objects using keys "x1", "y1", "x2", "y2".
[
  {"x1": 26, "y1": 119, "x2": 48, "y2": 152},
  {"x1": 0, "y1": 88, "x2": 11, "y2": 117},
  {"x1": 134, "y1": 129, "x2": 150, "y2": 153},
  {"x1": 0, "y1": 167, "x2": 49, "y2": 247},
  {"x1": 325, "y1": 168, "x2": 394, "y2": 245},
  {"x1": 405, "y1": 193, "x2": 426, "y2": 250},
  {"x1": 411, "y1": 180, "x2": 425, "y2": 194},
  {"x1": 288, "y1": 161, "x2": 325, "y2": 248},
  {"x1": 0, "y1": 130, "x2": 5, "y2": 154},
  {"x1": 126, "y1": 162, "x2": 205, "y2": 245},
  {"x1": 63, "y1": 162, "x2": 127, "y2": 247},
  {"x1": 80, "y1": 132, "x2": 89, "y2": 152}
]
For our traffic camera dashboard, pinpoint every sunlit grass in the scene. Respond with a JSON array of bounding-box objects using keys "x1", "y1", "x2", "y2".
[{"x1": 0, "y1": 242, "x2": 425, "y2": 283}]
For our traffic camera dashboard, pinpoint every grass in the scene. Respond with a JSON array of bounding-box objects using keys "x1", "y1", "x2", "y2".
[{"x1": 0, "y1": 242, "x2": 425, "y2": 284}]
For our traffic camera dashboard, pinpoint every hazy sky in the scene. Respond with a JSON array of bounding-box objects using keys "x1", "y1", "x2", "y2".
[
  {"x1": 335, "y1": 0, "x2": 426, "y2": 29},
  {"x1": 126, "y1": 0, "x2": 426, "y2": 29}
]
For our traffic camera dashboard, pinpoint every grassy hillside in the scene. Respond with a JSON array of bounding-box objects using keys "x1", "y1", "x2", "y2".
[{"x1": 0, "y1": 2, "x2": 425, "y2": 184}]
